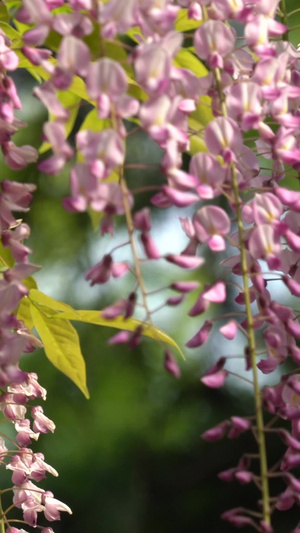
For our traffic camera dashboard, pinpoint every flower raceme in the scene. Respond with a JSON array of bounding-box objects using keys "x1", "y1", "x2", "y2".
[{"x1": 2, "y1": 0, "x2": 300, "y2": 532}]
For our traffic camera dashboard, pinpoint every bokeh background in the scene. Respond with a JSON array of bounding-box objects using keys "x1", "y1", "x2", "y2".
[{"x1": 2, "y1": 4, "x2": 300, "y2": 531}]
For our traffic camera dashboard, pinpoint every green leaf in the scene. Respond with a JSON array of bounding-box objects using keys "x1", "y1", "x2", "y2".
[
  {"x1": 0, "y1": 4, "x2": 9, "y2": 22},
  {"x1": 68, "y1": 75, "x2": 90, "y2": 101},
  {"x1": 22, "y1": 276, "x2": 38, "y2": 291},
  {"x1": 52, "y1": 310, "x2": 185, "y2": 359},
  {"x1": 175, "y1": 9, "x2": 202, "y2": 31},
  {"x1": 16, "y1": 51, "x2": 43, "y2": 82},
  {"x1": 79, "y1": 108, "x2": 110, "y2": 133},
  {"x1": 174, "y1": 49, "x2": 212, "y2": 155},
  {"x1": 128, "y1": 82, "x2": 147, "y2": 102},
  {"x1": 188, "y1": 114, "x2": 207, "y2": 154},
  {"x1": 13, "y1": 17, "x2": 30, "y2": 36},
  {"x1": 0, "y1": 21, "x2": 21, "y2": 44},
  {"x1": 188, "y1": 97, "x2": 213, "y2": 154},
  {"x1": 29, "y1": 289, "x2": 78, "y2": 314},
  {"x1": 4, "y1": 1, "x2": 21, "y2": 8},
  {"x1": 125, "y1": 26, "x2": 143, "y2": 43},
  {"x1": 174, "y1": 49, "x2": 208, "y2": 77},
  {"x1": 0, "y1": 238, "x2": 14, "y2": 268},
  {"x1": 17, "y1": 297, "x2": 34, "y2": 330},
  {"x1": 30, "y1": 304, "x2": 89, "y2": 398}
]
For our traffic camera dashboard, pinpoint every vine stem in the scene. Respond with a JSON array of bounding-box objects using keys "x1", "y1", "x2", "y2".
[
  {"x1": 280, "y1": 0, "x2": 289, "y2": 40},
  {"x1": 230, "y1": 161, "x2": 271, "y2": 525},
  {"x1": 110, "y1": 102, "x2": 152, "y2": 323},
  {"x1": 0, "y1": 492, "x2": 5, "y2": 533},
  {"x1": 204, "y1": 17, "x2": 271, "y2": 521},
  {"x1": 119, "y1": 168, "x2": 152, "y2": 322}
]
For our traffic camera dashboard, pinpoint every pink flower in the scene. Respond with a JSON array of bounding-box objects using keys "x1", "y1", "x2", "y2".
[
  {"x1": 194, "y1": 20, "x2": 235, "y2": 68},
  {"x1": 189, "y1": 153, "x2": 225, "y2": 198},
  {"x1": 205, "y1": 117, "x2": 243, "y2": 163},
  {"x1": 76, "y1": 129, "x2": 125, "y2": 179},
  {"x1": 248, "y1": 224, "x2": 281, "y2": 269},
  {"x1": 2, "y1": 143, "x2": 37, "y2": 170},
  {"x1": 42, "y1": 491, "x2": 72, "y2": 521},
  {"x1": 38, "y1": 122, "x2": 73, "y2": 175},
  {"x1": 226, "y1": 81, "x2": 263, "y2": 131},
  {"x1": 54, "y1": 35, "x2": 90, "y2": 89},
  {"x1": 86, "y1": 58, "x2": 138, "y2": 119},
  {"x1": 31, "y1": 406, "x2": 55, "y2": 434},
  {"x1": 193, "y1": 205, "x2": 231, "y2": 251}
]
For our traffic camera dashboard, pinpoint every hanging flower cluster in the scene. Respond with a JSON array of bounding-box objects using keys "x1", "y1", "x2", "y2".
[
  {"x1": 0, "y1": 18, "x2": 71, "y2": 533},
  {"x1": 2, "y1": 0, "x2": 300, "y2": 531}
]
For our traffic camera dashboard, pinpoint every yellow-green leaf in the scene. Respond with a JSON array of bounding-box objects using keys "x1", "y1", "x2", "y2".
[
  {"x1": 68, "y1": 75, "x2": 89, "y2": 101},
  {"x1": 22, "y1": 276, "x2": 38, "y2": 291},
  {"x1": 0, "y1": 239, "x2": 14, "y2": 268},
  {"x1": 188, "y1": 97, "x2": 213, "y2": 155},
  {"x1": 175, "y1": 9, "x2": 202, "y2": 31},
  {"x1": 0, "y1": 6, "x2": 9, "y2": 23},
  {"x1": 17, "y1": 297, "x2": 34, "y2": 330},
  {"x1": 174, "y1": 49, "x2": 208, "y2": 78},
  {"x1": 188, "y1": 114, "x2": 207, "y2": 154},
  {"x1": 0, "y1": 21, "x2": 22, "y2": 45},
  {"x1": 126, "y1": 26, "x2": 143, "y2": 43},
  {"x1": 87, "y1": 208, "x2": 104, "y2": 231},
  {"x1": 29, "y1": 289, "x2": 78, "y2": 314},
  {"x1": 30, "y1": 304, "x2": 89, "y2": 398},
  {"x1": 4, "y1": 1, "x2": 21, "y2": 9},
  {"x1": 79, "y1": 108, "x2": 110, "y2": 133},
  {"x1": 52, "y1": 310, "x2": 185, "y2": 359}
]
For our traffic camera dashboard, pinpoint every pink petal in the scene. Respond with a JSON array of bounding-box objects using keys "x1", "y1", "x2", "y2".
[{"x1": 219, "y1": 320, "x2": 238, "y2": 339}]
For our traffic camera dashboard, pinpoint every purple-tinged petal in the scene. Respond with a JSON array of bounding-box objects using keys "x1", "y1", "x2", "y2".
[
  {"x1": 108, "y1": 331, "x2": 131, "y2": 345},
  {"x1": 162, "y1": 186, "x2": 199, "y2": 207},
  {"x1": 286, "y1": 319, "x2": 300, "y2": 339},
  {"x1": 100, "y1": 300, "x2": 126, "y2": 320},
  {"x1": 170, "y1": 281, "x2": 200, "y2": 293},
  {"x1": 164, "y1": 349, "x2": 181, "y2": 378},
  {"x1": 188, "y1": 294, "x2": 209, "y2": 317},
  {"x1": 133, "y1": 208, "x2": 151, "y2": 232},
  {"x1": 222, "y1": 508, "x2": 256, "y2": 528},
  {"x1": 219, "y1": 320, "x2": 238, "y2": 340},
  {"x1": 166, "y1": 295, "x2": 185, "y2": 306},
  {"x1": 203, "y1": 281, "x2": 226, "y2": 303},
  {"x1": 201, "y1": 369, "x2": 228, "y2": 388},
  {"x1": 257, "y1": 357, "x2": 280, "y2": 374},
  {"x1": 111, "y1": 262, "x2": 129, "y2": 278},
  {"x1": 186, "y1": 320, "x2": 212, "y2": 348},
  {"x1": 235, "y1": 471, "x2": 253, "y2": 484},
  {"x1": 141, "y1": 233, "x2": 160, "y2": 259},
  {"x1": 165, "y1": 254, "x2": 204, "y2": 269},
  {"x1": 283, "y1": 276, "x2": 300, "y2": 297},
  {"x1": 202, "y1": 420, "x2": 229, "y2": 441}
]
